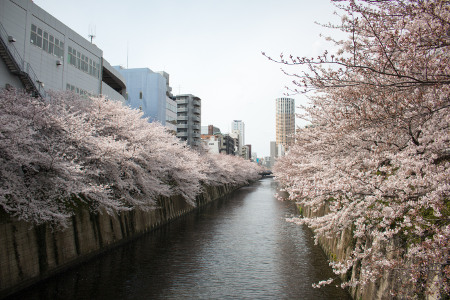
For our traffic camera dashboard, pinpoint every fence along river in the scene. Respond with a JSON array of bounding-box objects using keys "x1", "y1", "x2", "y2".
[{"x1": 9, "y1": 178, "x2": 350, "y2": 299}]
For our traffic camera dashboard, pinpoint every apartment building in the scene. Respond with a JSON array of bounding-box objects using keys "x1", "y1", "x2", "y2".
[{"x1": 176, "y1": 94, "x2": 201, "y2": 147}]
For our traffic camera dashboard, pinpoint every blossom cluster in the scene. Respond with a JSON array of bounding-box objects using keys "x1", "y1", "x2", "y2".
[
  {"x1": 272, "y1": 0, "x2": 449, "y2": 297},
  {"x1": 0, "y1": 89, "x2": 262, "y2": 227}
]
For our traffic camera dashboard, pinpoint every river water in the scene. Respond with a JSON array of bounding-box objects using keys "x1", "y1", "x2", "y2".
[{"x1": 11, "y1": 178, "x2": 350, "y2": 299}]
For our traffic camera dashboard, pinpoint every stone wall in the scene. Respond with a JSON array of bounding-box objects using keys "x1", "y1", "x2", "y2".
[
  {"x1": 0, "y1": 183, "x2": 239, "y2": 298},
  {"x1": 302, "y1": 204, "x2": 444, "y2": 299}
]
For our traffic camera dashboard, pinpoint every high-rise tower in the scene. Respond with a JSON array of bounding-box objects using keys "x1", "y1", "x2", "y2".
[
  {"x1": 275, "y1": 97, "x2": 295, "y2": 149},
  {"x1": 231, "y1": 120, "x2": 245, "y2": 155}
]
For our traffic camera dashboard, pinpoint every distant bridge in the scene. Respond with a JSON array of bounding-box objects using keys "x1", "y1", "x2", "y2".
[{"x1": 259, "y1": 171, "x2": 273, "y2": 177}]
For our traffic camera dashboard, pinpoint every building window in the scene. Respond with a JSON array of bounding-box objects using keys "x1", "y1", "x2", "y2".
[
  {"x1": 139, "y1": 92, "x2": 143, "y2": 99},
  {"x1": 30, "y1": 24, "x2": 64, "y2": 59},
  {"x1": 43, "y1": 32, "x2": 48, "y2": 52},
  {"x1": 66, "y1": 83, "x2": 90, "y2": 97},
  {"x1": 67, "y1": 46, "x2": 99, "y2": 78}
]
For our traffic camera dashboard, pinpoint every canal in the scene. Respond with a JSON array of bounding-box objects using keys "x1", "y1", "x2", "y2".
[{"x1": 11, "y1": 178, "x2": 351, "y2": 299}]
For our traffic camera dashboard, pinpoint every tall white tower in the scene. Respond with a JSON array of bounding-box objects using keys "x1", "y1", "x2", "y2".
[{"x1": 231, "y1": 120, "x2": 245, "y2": 154}]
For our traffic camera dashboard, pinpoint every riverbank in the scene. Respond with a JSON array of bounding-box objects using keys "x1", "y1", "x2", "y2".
[
  {"x1": 0, "y1": 183, "x2": 244, "y2": 299},
  {"x1": 300, "y1": 204, "x2": 402, "y2": 300},
  {"x1": 4, "y1": 178, "x2": 351, "y2": 300}
]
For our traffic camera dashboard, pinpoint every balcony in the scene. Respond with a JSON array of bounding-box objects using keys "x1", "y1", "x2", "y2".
[
  {"x1": 191, "y1": 140, "x2": 202, "y2": 147},
  {"x1": 177, "y1": 124, "x2": 189, "y2": 129},
  {"x1": 192, "y1": 124, "x2": 200, "y2": 130},
  {"x1": 192, "y1": 115, "x2": 200, "y2": 122},
  {"x1": 192, "y1": 108, "x2": 201, "y2": 115},
  {"x1": 178, "y1": 107, "x2": 188, "y2": 113},
  {"x1": 177, "y1": 131, "x2": 188, "y2": 137},
  {"x1": 178, "y1": 116, "x2": 189, "y2": 121},
  {"x1": 192, "y1": 99, "x2": 201, "y2": 107},
  {"x1": 177, "y1": 98, "x2": 189, "y2": 105}
]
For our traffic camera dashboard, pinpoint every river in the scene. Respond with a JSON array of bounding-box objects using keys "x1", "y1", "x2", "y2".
[{"x1": 10, "y1": 178, "x2": 351, "y2": 299}]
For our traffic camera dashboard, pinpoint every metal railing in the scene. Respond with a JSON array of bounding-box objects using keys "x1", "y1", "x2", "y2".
[
  {"x1": 177, "y1": 99, "x2": 189, "y2": 104},
  {"x1": 0, "y1": 21, "x2": 46, "y2": 98},
  {"x1": 26, "y1": 62, "x2": 46, "y2": 98},
  {"x1": 0, "y1": 22, "x2": 24, "y2": 70}
]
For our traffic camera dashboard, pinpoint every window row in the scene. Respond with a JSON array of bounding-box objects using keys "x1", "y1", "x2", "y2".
[
  {"x1": 30, "y1": 24, "x2": 64, "y2": 59},
  {"x1": 66, "y1": 83, "x2": 92, "y2": 96},
  {"x1": 68, "y1": 46, "x2": 100, "y2": 78}
]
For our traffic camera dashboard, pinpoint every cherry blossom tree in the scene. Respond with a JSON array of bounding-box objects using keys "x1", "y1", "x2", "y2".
[
  {"x1": 202, "y1": 152, "x2": 263, "y2": 186},
  {"x1": 268, "y1": 0, "x2": 449, "y2": 297},
  {"x1": 0, "y1": 89, "x2": 261, "y2": 227},
  {"x1": 0, "y1": 89, "x2": 107, "y2": 225}
]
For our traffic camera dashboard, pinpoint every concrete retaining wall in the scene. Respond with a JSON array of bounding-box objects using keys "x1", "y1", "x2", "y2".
[
  {"x1": 0, "y1": 183, "x2": 239, "y2": 298},
  {"x1": 301, "y1": 205, "x2": 395, "y2": 300}
]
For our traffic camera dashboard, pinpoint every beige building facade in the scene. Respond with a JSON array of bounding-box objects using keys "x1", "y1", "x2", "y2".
[{"x1": 275, "y1": 97, "x2": 295, "y2": 149}]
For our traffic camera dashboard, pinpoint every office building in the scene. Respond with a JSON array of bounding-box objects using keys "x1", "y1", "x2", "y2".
[
  {"x1": 245, "y1": 144, "x2": 252, "y2": 160},
  {"x1": 221, "y1": 134, "x2": 235, "y2": 155},
  {"x1": 0, "y1": 0, "x2": 126, "y2": 101},
  {"x1": 241, "y1": 145, "x2": 250, "y2": 160},
  {"x1": 116, "y1": 68, "x2": 176, "y2": 132},
  {"x1": 176, "y1": 94, "x2": 201, "y2": 147},
  {"x1": 116, "y1": 67, "x2": 166, "y2": 124},
  {"x1": 275, "y1": 97, "x2": 295, "y2": 149},
  {"x1": 158, "y1": 71, "x2": 177, "y2": 133},
  {"x1": 231, "y1": 120, "x2": 245, "y2": 155}
]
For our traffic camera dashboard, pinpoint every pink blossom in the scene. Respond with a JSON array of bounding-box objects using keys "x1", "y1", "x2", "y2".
[{"x1": 269, "y1": 0, "x2": 450, "y2": 296}]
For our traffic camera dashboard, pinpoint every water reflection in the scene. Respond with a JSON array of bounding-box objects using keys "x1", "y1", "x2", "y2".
[{"x1": 10, "y1": 178, "x2": 350, "y2": 299}]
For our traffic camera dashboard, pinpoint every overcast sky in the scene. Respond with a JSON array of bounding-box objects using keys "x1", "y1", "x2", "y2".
[{"x1": 33, "y1": 0, "x2": 341, "y2": 157}]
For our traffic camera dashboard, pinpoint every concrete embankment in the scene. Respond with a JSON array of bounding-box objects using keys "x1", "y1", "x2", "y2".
[
  {"x1": 0, "y1": 183, "x2": 241, "y2": 299},
  {"x1": 301, "y1": 205, "x2": 396, "y2": 300}
]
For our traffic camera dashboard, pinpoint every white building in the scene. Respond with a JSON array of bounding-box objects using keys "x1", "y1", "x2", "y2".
[
  {"x1": 231, "y1": 120, "x2": 245, "y2": 152},
  {"x1": 0, "y1": 0, "x2": 126, "y2": 102},
  {"x1": 203, "y1": 135, "x2": 220, "y2": 154}
]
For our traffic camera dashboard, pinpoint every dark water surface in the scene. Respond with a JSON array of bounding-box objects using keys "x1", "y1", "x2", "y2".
[{"x1": 11, "y1": 178, "x2": 350, "y2": 299}]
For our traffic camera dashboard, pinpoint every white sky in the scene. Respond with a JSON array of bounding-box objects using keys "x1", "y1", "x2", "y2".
[{"x1": 33, "y1": 0, "x2": 342, "y2": 157}]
